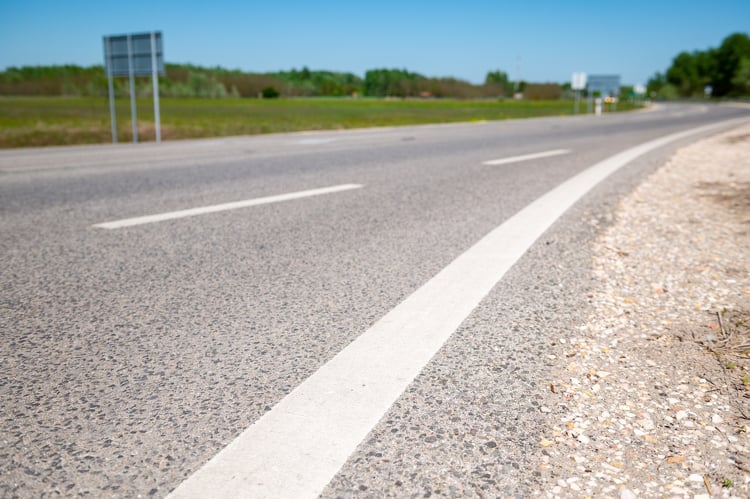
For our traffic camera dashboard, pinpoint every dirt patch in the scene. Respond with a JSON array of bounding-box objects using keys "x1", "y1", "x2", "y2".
[
  {"x1": 725, "y1": 133, "x2": 750, "y2": 144},
  {"x1": 696, "y1": 181, "x2": 750, "y2": 224}
]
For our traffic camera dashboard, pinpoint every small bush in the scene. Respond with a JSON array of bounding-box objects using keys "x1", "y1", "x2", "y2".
[{"x1": 261, "y1": 86, "x2": 280, "y2": 99}]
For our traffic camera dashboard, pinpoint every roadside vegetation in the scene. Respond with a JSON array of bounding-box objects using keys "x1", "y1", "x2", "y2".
[
  {"x1": 0, "y1": 60, "x2": 640, "y2": 148},
  {"x1": 648, "y1": 32, "x2": 750, "y2": 99},
  {"x1": 0, "y1": 97, "x2": 640, "y2": 148},
  {"x1": 2, "y1": 31, "x2": 747, "y2": 149},
  {"x1": 0, "y1": 64, "x2": 557, "y2": 100}
]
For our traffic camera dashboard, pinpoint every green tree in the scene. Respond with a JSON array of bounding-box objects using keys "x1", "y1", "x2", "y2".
[
  {"x1": 666, "y1": 52, "x2": 700, "y2": 96},
  {"x1": 658, "y1": 84, "x2": 679, "y2": 100},
  {"x1": 653, "y1": 32, "x2": 750, "y2": 99},
  {"x1": 731, "y1": 57, "x2": 750, "y2": 95},
  {"x1": 363, "y1": 68, "x2": 424, "y2": 97},
  {"x1": 714, "y1": 32, "x2": 750, "y2": 96},
  {"x1": 485, "y1": 69, "x2": 512, "y2": 97},
  {"x1": 646, "y1": 72, "x2": 666, "y2": 96},
  {"x1": 186, "y1": 72, "x2": 228, "y2": 98},
  {"x1": 485, "y1": 70, "x2": 509, "y2": 85},
  {"x1": 665, "y1": 49, "x2": 716, "y2": 97}
]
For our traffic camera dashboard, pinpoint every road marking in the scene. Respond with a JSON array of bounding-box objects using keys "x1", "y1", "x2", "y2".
[
  {"x1": 482, "y1": 148, "x2": 571, "y2": 165},
  {"x1": 296, "y1": 138, "x2": 337, "y2": 145},
  {"x1": 167, "y1": 118, "x2": 747, "y2": 499},
  {"x1": 92, "y1": 184, "x2": 363, "y2": 229}
]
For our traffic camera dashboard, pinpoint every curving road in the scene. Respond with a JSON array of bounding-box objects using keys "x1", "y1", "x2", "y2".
[{"x1": 1, "y1": 103, "x2": 748, "y2": 497}]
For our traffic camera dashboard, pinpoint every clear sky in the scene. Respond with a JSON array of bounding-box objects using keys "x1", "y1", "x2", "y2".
[{"x1": 1, "y1": 0, "x2": 748, "y2": 85}]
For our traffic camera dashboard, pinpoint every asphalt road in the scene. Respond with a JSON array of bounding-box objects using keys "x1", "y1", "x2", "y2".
[{"x1": 2, "y1": 103, "x2": 749, "y2": 497}]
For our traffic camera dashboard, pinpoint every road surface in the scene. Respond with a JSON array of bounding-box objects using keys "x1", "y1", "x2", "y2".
[{"x1": 1, "y1": 103, "x2": 748, "y2": 497}]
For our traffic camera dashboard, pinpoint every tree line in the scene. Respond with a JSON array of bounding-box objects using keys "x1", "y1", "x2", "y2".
[
  {"x1": 4, "y1": 32, "x2": 748, "y2": 102},
  {"x1": 648, "y1": 32, "x2": 750, "y2": 98},
  {"x1": 0, "y1": 64, "x2": 562, "y2": 100}
]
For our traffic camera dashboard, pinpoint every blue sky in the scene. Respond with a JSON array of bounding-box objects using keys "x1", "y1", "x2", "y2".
[{"x1": 1, "y1": 0, "x2": 748, "y2": 85}]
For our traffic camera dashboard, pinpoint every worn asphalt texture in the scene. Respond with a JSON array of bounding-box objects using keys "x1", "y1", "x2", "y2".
[{"x1": 1, "y1": 103, "x2": 748, "y2": 497}]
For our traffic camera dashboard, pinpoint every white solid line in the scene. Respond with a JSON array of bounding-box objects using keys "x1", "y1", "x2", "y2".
[
  {"x1": 92, "y1": 184, "x2": 364, "y2": 229},
  {"x1": 167, "y1": 118, "x2": 747, "y2": 499},
  {"x1": 482, "y1": 148, "x2": 571, "y2": 165}
]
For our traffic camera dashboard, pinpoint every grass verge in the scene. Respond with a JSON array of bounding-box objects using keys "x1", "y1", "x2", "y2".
[{"x1": 0, "y1": 96, "x2": 640, "y2": 148}]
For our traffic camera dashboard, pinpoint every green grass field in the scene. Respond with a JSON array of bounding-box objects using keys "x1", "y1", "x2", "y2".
[{"x1": 0, "y1": 96, "x2": 640, "y2": 148}]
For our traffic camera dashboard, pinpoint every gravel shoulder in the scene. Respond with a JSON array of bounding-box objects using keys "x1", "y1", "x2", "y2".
[{"x1": 541, "y1": 122, "x2": 750, "y2": 497}]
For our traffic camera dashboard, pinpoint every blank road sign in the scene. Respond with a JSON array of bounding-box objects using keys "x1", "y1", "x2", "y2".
[
  {"x1": 571, "y1": 72, "x2": 587, "y2": 90},
  {"x1": 104, "y1": 32, "x2": 164, "y2": 77}
]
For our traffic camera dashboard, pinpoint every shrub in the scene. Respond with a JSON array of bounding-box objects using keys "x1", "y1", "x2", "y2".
[{"x1": 261, "y1": 86, "x2": 280, "y2": 99}]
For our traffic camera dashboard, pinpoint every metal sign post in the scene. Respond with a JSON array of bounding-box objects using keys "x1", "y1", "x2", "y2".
[
  {"x1": 126, "y1": 34, "x2": 138, "y2": 143},
  {"x1": 150, "y1": 32, "x2": 161, "y2": 143},
  {"x1": 104, "y1": 37, "x2": 118, "y2": 143},
  {"x1": 103, "y1": 31, "x2": 165, "y2": 144}
]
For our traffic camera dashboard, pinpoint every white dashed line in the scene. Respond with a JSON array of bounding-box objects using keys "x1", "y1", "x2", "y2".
[
  {"x1": 92, "y1": 184, "x2": 363, "y2": 229},
  {"x1": 296, "y1": 138, "x2": 337, "y2": 145},
  {"x1": 168, "y1": 119, "x2": 746, "y2": 499},
  {"x1": 482, "y1": 148, "x2": 571, "y2": 165}
]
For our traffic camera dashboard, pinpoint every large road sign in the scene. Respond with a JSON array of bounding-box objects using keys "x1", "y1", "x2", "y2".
[
  {"x1": 587, "y1": 74, "x2": 621, "y2": 97},
  {"x1": 103, "y1": 31, "x2": 164, "y2": 144},
  {"x1": 104, "y1": 32, "x2": 164, "y2": 77}
]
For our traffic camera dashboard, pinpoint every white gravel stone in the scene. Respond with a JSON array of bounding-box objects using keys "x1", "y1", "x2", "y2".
[{"x1": 540, "y1": 121, "x2": 750, "y2": 497}]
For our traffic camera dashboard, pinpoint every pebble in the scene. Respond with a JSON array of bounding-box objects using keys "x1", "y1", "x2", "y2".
[{"x1": 540, "y1": 122, "x2": 750, "y2": 497}]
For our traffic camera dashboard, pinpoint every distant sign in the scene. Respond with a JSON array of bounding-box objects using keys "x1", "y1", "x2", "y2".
[
  {"x1": 104, "y1": 32, "x2": 164, "y2": 77},
  {"x1": 634, "y1": 84, "x2": 646, "y2": 95},
  {"x1": 587, "y1": 74, "x2": 621, "y2": 96},
  {"x1": 571, "y1": 72, "x2": 587, "y2": 90}
]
